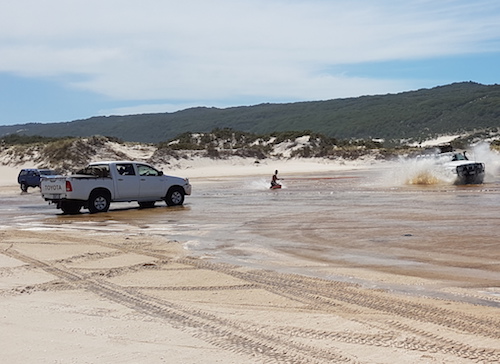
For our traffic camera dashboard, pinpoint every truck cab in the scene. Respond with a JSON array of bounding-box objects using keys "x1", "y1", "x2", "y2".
[{"x1": 41, "y1": 161, "x2": 191, "y2": 214}]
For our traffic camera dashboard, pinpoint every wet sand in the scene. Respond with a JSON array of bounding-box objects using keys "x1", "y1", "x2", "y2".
[{"x1": 1, "y1": 167, "x2": 499, "y2": 363}]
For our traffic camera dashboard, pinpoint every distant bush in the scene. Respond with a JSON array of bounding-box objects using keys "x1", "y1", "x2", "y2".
[
  {"x1": 210, "y1": 127, "x2": 260, "y2": 146},
  {"x1": 491, "y1": 139, "x2": 500, "y2": 151},
  {"x1": 1, "y1": 134, "x2": 66, "y2": 146},
  {"x1": 41, "y1": 136, "x2": 123, "y2": 169},
  {"x1": 232, "y1": 146, "x2": 268, "y2": 159},
  {"x1": 205, "y1": 145, "x2": 220, "y2": 159},
  {"x1": 159, "y1": 128, "x2": 263, "y2": 151},
  {"x1": 290, "y1": 147, "x2": 314, "y2": 158},
  {"x1": 102, "y1": 135, "x2": 125, "y2": 144},
  {"x1": 158, "y1": 132, "x2": 204, "y2": 150},
  {"x1": 156, "y1": 129, "x2": 414, "y2": 160},
  {"x1": 272, "y1": 130, "x2": 314, "y2": 144},
  {"x1": 43, "y1": 138, "x2": 81, "y2": 164},
  {"x1": 160, "y1": 142, "x2": 204, "y2": 150}
]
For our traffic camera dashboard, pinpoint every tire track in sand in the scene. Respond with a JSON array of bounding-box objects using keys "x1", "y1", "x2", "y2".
[
  {"x1": 3, "y1": 241, "x2": 500, "y2": 363},
  {"x1": 1, "y1": 247, "x2": 358, "y2": 363}
]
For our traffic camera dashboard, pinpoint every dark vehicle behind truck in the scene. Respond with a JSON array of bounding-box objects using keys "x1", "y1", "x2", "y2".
[{"x1": 18, "y1": 168, "x2": 57, "y2": 192}]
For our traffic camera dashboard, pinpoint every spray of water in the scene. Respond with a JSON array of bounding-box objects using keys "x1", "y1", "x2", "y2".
[
  {"x1": 245, "y1": 178, "x2": 270, "y2": 190},
  {"x1": 245, "y1": 178, "x2": 286, "y2": 190},
  {"x1": 471, "y1": 142, "x2": 500, "y2": 182},
  {"x1": 381, "y1": 143, "x2": 500, "y2": 187},
  {"x1": 386, "y1": 156, "x2": 453, "y2": 186}
]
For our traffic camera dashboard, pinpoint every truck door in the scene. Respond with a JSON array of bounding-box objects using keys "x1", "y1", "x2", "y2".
[
  {"x1": 136, "y1": 164, "x2": 165, "y2": 199},
  {"x1": 114, "y1": 163, "x2": 139, "y2": 199}
]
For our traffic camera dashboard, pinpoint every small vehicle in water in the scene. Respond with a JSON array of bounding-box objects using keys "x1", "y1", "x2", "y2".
[{"x1": 436, "y1": 151, "x2": 485, "y2": 185}]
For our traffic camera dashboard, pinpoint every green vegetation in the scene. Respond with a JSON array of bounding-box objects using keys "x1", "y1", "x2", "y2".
[
  {"x1": 491, "y1": 140, "x2": 500, "y2": 151},
  {"x1": 1, "y1": 135, "x2": 129, "y2": 170},
  {"x1": 1, "y1": 82, "x2": 499, "y2": 144},
  {"x1": 151, "y1": 128, "x2": 401, "y2": 161},
  {"x1": 2, "y1": 128, "x2": 498, "y2": 170},
  {"x1": 0, "y1": 134, "x2": 63, "y2": 146}
]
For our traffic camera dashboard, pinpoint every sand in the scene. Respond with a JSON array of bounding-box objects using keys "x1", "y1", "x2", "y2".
[{"x1": 1, "y1": 158, "x2": 499, "y2": 364}]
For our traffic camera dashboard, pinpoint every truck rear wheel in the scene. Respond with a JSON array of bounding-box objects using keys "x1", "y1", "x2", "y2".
[
  {"x1": 88, "y1": 191, "x2": 110, "y2": 213},
  {"x1": 138, "y1": 201, "x2": 156, "y2": 208},
  {"x1": 165, "y1": 187, "x2": 184, "y2": 206},
  {"x1": 60, "y1": 201, "x2": 82, "y2": 215}
]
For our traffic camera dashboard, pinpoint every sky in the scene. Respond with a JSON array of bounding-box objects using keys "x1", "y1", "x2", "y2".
[{"x1": 1, "y1": 0, "x2": 500, "y2": 126}]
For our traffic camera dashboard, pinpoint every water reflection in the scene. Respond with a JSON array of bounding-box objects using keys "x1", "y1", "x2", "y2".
[{"x1": 1, "y1": 169, "x2": 499, "y2": 304}]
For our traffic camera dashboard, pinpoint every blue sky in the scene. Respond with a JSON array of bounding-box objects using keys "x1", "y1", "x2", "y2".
[{"x1": 1, "y1": 0, "x2": 500, "y2": 126}]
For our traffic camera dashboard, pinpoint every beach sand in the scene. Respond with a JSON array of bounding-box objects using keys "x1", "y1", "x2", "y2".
[{"x1": 1, "y1": 158, "x2": 499, "y2": 363}]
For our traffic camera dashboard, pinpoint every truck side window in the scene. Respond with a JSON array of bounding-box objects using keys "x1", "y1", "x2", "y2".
[
  {"x1": 92, "y1": 165, "x2": 110, "y2": 178},
  {"x1": 116, "y1": 164, "x2": 135, "y2": 176},
  {"x1": 137, "y1": 165, "x2": 159, "y2": 176}
]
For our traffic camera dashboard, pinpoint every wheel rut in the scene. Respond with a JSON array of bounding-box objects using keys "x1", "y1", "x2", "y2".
[{"x1": 2, "y1": 240, "x2": 499, "y2": 364}]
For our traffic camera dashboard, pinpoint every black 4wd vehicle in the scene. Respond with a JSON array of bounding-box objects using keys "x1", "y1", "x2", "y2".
[{"x1": 17, "y1": 168, "x2": 57, "y2": 192}]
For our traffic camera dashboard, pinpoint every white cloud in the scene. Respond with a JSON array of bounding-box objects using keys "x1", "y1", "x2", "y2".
[{"x1": 1, "y1": 0, "x2": 500, "y2": 109}]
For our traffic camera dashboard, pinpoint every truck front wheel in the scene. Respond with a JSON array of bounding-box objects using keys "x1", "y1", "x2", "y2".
[
  {"x1": 165, "y1": 187, "x2": 184, "y2": 206},
  {"x1": 88, "y1": 191, "x2": 110, "y2": 213}
]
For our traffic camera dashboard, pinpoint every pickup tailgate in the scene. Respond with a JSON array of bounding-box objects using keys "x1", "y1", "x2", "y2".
[{"x1": 41, "y1": 176, "x2": 67, "y2": 200}]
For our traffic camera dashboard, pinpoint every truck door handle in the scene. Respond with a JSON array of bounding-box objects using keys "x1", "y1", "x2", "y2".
[
  {"x1": 140, "y1": 178, "x2": 146, "y2": 181},
  {"x1": 118, "y1": 178, "x2": 124, "y2": 181}
]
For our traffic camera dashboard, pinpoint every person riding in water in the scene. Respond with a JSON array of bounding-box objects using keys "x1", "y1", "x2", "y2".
[{"x1": 271, "y1": 170, "x2": 281, "y2": 188}]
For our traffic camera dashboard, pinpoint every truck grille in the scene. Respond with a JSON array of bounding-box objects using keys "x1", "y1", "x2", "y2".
[{"x1": 456, "y1": 163, "x2": 485, "y2": 176}]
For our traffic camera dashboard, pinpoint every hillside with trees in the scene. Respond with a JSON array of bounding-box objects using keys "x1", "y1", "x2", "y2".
[{"x1": 1, "y1": 82, "x2": 499, "y2": 144}]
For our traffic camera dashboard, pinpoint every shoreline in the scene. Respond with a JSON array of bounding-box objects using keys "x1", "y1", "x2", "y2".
[{"x1": 0, "y1": 156, "x2": 380, "y2": 186}]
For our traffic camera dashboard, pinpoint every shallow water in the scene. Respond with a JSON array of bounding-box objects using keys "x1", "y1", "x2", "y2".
[{"x1": 1, "y1": 167, "x2": 500, "y2": 304}]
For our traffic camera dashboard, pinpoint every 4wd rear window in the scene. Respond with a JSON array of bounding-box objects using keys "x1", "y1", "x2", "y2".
[{"x1": 75, "y1": 165, "x2": 110, "y2": 178}]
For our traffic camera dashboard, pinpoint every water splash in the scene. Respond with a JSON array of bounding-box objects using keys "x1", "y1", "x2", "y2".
[
  {"x1": 403, "y1": 157, "x2": 453, "y2": 185},
  {"x1": 382, "y1": 143, "x2": 499, "y2": 186},
  {"x1": 245, "y1": 178, "x2": 286, "y2": 190},
  {"x1": 471, "y1": 142, "x2": 500, "y2": 182},
  {"x1": 406, "y1": 170, "x2": 442, "y2": 185},
  {"x1": 380, "y1": 155, "x2": 451, "y2": 187}
]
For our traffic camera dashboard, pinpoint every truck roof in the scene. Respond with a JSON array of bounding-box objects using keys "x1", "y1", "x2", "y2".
[{"x1": 88, "y1": 161, "x2": 152, "y2": 165}]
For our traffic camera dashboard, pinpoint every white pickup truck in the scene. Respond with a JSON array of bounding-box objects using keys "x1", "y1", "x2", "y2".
[{"x1": 41, "y1": 161, "x2": 192, "y2": 214}]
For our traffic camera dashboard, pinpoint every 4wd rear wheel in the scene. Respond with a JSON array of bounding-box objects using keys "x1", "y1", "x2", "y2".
[
  {"x1": 20, "y1": 183, "x2": 28, "y2": 192},
  {"x1": 60, "y1": 201, "x2": 82, "y2": 215},
  {"x1": 165, "y1": 187, "x2": 184, "y2": 206},
  {"x1": 138, "y1": 201, "x2": 156, "y2": 208},
  {"x1": 88, "y1": 191, "x2": 110, "y2": 213}
]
